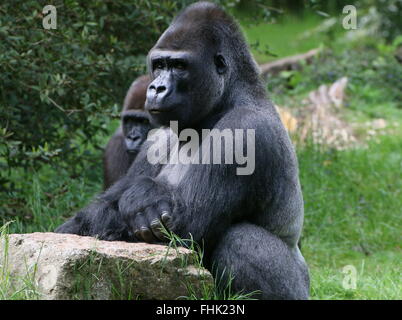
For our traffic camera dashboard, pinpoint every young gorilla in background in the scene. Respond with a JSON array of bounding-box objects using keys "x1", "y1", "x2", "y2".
[
  {"x1": 56, "y1": 2, "x2": 309, "y2": 299},
  {"x1": 103, "y1": 75, "x2": 153, "y2": 189}
]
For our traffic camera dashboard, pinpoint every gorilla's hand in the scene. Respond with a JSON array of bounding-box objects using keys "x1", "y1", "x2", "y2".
[
  {"x1": 130, "y1": 204, "x2": 174, "y2": 242},
  {"x1": 118, "y1": 176, "x2": 176, "y2": 243}
]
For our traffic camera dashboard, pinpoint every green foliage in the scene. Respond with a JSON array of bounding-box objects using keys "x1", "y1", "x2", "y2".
[
  {"x1": 268, "y1": 45, "x2": 402, "y2": 115},
  {"x1": 373, "y1": 0, "x2": 402, "y2": 42},
  {"x1": 0, "y1": 0, "x2": 193, "y2": 190},
  {"x1": 305, "y1": 0, "x2": 402, "y2": 42}
]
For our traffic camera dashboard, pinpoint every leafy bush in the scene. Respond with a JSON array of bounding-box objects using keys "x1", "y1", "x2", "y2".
[
  {"x1": 374, "y1": 0, "x2": 402, "y2": 42},
  {"x1": 0, "y1": 0, "x2": 194, "y2": 190}
]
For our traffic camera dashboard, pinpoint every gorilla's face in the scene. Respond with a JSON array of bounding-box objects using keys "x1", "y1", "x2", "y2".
[
  {"x1": 122, "y1": 110, "x2": 153, "y2": 153},
  {"x1": 145, "y1": 47, "x2": 227, "y2": 128}
]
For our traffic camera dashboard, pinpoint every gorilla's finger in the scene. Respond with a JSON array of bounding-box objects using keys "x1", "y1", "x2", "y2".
[
  {"x1": 134, "y1": 212, "x2": 157, "y2": 243},
  {"x1": 132, "y1": 211, "x2": 145, "y2": 241},
  {"x1": 140, "y1": 226, "x2": 156, "y2": 243},
  {"x1": 158, "y1": 201, "x2": 174, "y2": 229},
  {"x1": 145, "y1": 207, "x2": 166, "y2": 241},
  {"x1": 150, "y1": 220, "x2": 167, "y2": 241},
  {"x1": 134, "y1": 229, "x2": 143, "y2": 241},
  {"x1": 161, "y1": 212, "x2": 173, "y2": 230}
]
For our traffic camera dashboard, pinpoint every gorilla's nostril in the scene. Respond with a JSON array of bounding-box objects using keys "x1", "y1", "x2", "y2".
[
  {"x1": 156, "y1": 86, "x2": 166, "y2": 94},
  {"x1": 129, "y1": 135, "x2": 140, "y2": 142}
]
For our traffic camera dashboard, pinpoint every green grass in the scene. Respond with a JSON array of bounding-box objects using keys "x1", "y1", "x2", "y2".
[
  {"x1": 299, "y1": 135, "x2": 402, "y2": 299},
  {"x1": 0, "y1": 166, "x2": 101, "y2": 234},
  {"x1": 0, "y1": 223, "x2": 41, "y2": 299},
  {"x1": 239, "y1": 13, "x2": 345, "y2": 63}
]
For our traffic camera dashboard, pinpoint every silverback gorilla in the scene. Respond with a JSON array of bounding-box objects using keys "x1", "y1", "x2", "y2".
[
  {"x1": 103, "y1": 75, "x2": 153, "y2": 189},
  {"x1": 56, "y1": 2, "x2": 309, "y2": 299}
]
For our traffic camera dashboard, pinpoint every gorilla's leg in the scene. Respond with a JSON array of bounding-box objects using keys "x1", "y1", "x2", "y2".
[{"x1": 210, "y1": 223, "x2": 309, "y2": 300}]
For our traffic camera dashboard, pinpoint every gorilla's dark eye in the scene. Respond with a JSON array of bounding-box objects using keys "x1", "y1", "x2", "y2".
[
  {"x1": 138, "y1": 118, "x2": 149, "y2": 125},
  {"x1": 173, "y1": 61, "x2": 186, "y2": 70},
  {"x1": 153, "y1": 60, "x2": 164, "y2": 70}
]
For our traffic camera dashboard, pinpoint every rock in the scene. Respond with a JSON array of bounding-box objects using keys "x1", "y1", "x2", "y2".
[
  {"x1": 327, "y1": 77, "x2": 348, "y2": 108},
  {"x1": 370, "y1": 118, "x2": 387, "y2": 130},
  {"x1": 296, "y1": 77, "x2": 360, "y2": 150},
  {"x1": 0, "y1": 233, "x2": 213, "y2": 300}
]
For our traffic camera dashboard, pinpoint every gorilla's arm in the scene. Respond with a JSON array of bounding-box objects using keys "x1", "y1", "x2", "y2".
[
  {"x1": 55, "y1": 200, "x2": 131, "y2": 241},
  {"x1": 55, "y1": 147, "x2": 161, "y2": 240},
  {"x1": 118, "y1": 110, "x2": 270, "y2": 245}
]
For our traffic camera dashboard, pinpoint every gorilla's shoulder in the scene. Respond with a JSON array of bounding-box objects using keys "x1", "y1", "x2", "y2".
[{"x1": 218, "y1": 103, "x2": 284, "y2": 132}]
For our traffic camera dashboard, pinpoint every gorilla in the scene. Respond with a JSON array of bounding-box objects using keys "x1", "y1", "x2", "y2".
[
  {"x1": 103, "y1": 75, "x2": 153, "y2": 189},
  {"x1": 56, "y1": 2, "x2": 309, "y2": 300}
]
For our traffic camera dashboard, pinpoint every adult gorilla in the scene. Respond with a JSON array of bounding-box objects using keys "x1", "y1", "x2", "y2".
[{"x1": 56, "y1": 2, "x2": 309, "y2": 299}]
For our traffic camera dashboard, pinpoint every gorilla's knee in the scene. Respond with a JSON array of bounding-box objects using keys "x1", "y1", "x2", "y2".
[{"x1": 211, "y1": 223, "x2": 309, "y2": 300}]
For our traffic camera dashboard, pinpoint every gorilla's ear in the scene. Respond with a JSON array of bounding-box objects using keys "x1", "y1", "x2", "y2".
[{"x1": 214, "y1": 53, "x2": 228, "y2": 75}]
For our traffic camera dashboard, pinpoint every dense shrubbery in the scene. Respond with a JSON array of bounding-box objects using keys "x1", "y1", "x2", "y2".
[
  {"x1": 374, "y1": 0, "x2": 402, "y2": 42},
  {"x1": 0, "y1": 0, "x2": 195, "y2": 189}
]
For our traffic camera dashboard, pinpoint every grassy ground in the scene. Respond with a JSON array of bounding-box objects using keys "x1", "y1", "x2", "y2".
[
  {"x1": 299, "y1": 136, "x2": 402, "y2": 299},
  {"x1": 1, "y1": 12, "x2": 401, "y2": 300},
  {"x1": 240, "y1": 13, "x2": 345, "y2": 63}
]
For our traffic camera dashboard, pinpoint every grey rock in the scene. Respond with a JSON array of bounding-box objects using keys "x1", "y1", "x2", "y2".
[{"x1": 0, "y1": 232, "x2": 213, "y2": 300}]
